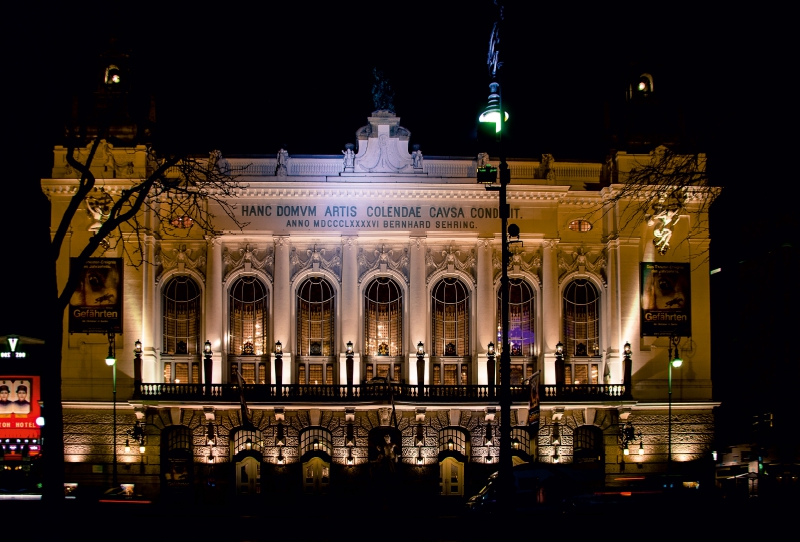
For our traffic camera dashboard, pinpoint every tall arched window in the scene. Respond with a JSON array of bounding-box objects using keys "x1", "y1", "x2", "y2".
[
  {"x1": 364, "y1": 277, "x2": 403, "y2": 382},
  {"x1": 162, "y1": 276, "x2": 201, "y2": 383},
  {"x1": 431, "y1": 278, "x2": 470, "y2": 385},
  {"x1": 230, "y1": 277, "x2": 269, "y2": 355},
  {"x1": 496, "y1": 278, "x2": 537, "y2": 384},
  {"x1": 229, "y1": 276, "x2": 269, "y2": 384},
  {"x1": 297, "y1": 277, "x2": 336, "y2": 385},
  {"x1": 562, "y1": 279, "x2": 601, "y2": 384}
]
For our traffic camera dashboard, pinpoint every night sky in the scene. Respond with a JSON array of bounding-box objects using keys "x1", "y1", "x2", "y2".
[{"x1": 3, "y1": 2, "x2": 794, "y2": 350}]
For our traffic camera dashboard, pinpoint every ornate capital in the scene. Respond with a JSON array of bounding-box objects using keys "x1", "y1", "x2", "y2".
[
  {"x1": 542, "y1": 239, "x2": 560, "y2": 250},
  {"x1": 341, "y1": 236, "x2": 357, "y2": 250}
]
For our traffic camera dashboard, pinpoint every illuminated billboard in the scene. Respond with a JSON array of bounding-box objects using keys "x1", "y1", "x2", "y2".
[
  {"x1": 68, "y1": 257, "x2": 123, "y2": 333},
  {"x1": 0, "y1": 376, "x2": 41, "y2": 453},
  {"x1": 640, "y1": 262, "x2": 691, "y2": 337}
]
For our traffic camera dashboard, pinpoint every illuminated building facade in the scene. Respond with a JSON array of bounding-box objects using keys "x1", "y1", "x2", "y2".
[{"x1": 44, "y1": 108, "x2": 716, "y2": 500}]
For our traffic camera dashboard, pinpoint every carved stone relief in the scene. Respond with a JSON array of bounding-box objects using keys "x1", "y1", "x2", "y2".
[
  {"x1": 557, "y1": 246, "x2": 606, "y2": 284},
  {"x1": 290, "y1": 244, "x2": 342, "y2": 282},
  {"x1": 222, "y1": 243, "x2": 274, "y2": 282},
  {"x1": 492, "y1": 247, "x2": 542, "y2": 283},
  {"x1": 155, "y1": 244, "x2": 207, "y2": 282},
  {"x1": 425, "y1": 244, "x2": 476, "y2": 284},
  {"x1": 357, "y1": 244, "x2": 410, "y2": 284}
]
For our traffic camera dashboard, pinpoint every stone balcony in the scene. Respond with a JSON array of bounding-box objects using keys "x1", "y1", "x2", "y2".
[{"x1": 135, "y1": 382, "x2": 628, "y2": 404}]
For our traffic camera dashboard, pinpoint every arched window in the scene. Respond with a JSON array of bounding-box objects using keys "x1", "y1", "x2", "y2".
[
  {"x1": 431, "y1": 278, "x2": 470, "y2": 385},
  {"x1": 562, "y1": 279, "x2": 601, "y2": 384},
  {"x1": 229, "y1": 277, "x2": 269, "y2": 384},
  {"x1": 230, "y1": 428, "x2": 263, "y2": 495},
  {"x1": 229, "y1": 277, "x2": 269, "y2": 356},
  {"x1": 496, "y1": 278, "x2": 537, "y2": 384},
  {"x1": 162, "y1": 276, "x2": 201, "y2": 383},
  {"x1": 297, "y1": 277, "x2": 336, "y2": 385},
  {"x1": 364, "y1": 277, "x2": 403, "y2": 382}
]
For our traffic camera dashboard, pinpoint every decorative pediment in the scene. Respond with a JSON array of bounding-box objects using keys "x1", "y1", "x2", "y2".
[
  {"x1": 222, "y1": 243, "x2": 274, "y2": 282},
  {"x1": 493, "y1": 248, "x2": 542, "y2": 283},
  {"x1": 290, "y1": 244, "x2": 342, "y2": 282},
  {"x1": 425, "y1": 244, "x2": 476, "y2": 284},
  {"x1": 557, "y1": 246, "x2": 606, "y2": 284},
  {"x1": 156, "y1": 244, "x2": 207, "y2": 282},
  {"x1": 357, "y1": 244, "x2": 410, "y2": 284}
]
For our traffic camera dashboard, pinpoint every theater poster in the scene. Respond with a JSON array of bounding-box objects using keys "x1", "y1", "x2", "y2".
[
  {"x1": 640, "y1": 262, "x2": 691, "y2": 337},
  {"x1": 68, "y1": 258, "x2": 123, "y2": 333},
  {"x1": 0, "y1": 376, "x2": 41, "y2": 451}
]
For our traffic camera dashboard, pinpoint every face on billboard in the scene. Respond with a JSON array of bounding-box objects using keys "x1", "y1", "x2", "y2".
[
  {"x1": 640, "y1": 263, "x2": 691, "y2": 337},
  {"x1": 642, "y1": 267, "x2": 688, "y2": 310},
  {"x1": 70, "y1": 265, "x2": 120, "y2": 306},
  {"x1": 69, "y1": 258, "x2": 123, "y2": 333}
]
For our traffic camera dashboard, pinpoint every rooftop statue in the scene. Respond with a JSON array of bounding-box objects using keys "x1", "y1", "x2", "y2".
[{"x1": 372, "y1": 68, "x2": 395, "y2": 113}]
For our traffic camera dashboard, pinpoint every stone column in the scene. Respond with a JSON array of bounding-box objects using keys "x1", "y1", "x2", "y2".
[
  {"x1": 273, "y1": 236, "x2": 292, "y2": 384},
  {"x1": 618, "y1": 238, "x2": 641, "y2": 381},
  {"x1": 340, "y1": 237, "x2": 358, "y2": 349},
  {"x1": 141, "y1": 234, "x2": 158, "y2": 383},
  {"x1": 340, "y1": 236, "x2": 359, "y2": 383},
  {"x1": 205, "y1": 235, "x2": 223, "y2": 383},
  {"x1": 408, "y1": 237, "x2": 427, "y2": 385},
  {"x1": 541, "y1": 239, "x2": 560, "y2": 385},
  {"x1": 475, "y1": 238, "x2": 495, "y2": 385}
]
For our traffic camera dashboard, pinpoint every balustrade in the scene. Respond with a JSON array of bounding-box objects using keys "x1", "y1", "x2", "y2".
[{"x1": 136, "y1": 383, "x2": 626, "y2": 402}]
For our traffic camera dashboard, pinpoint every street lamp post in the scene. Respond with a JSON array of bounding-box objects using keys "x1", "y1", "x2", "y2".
[
  {"x1": 477, "y1": 2, "x2": 513, "y2": 500},
  {"x1": 668, "y1": 335, "x2": 683, "y2": 473},
  {"x1": 416, "y1": 341, "x2": 425, "y2": 400},
  {"x1": 274, "y1": 341, "x2": 283, "y2": 397},
  {"x1": 105, "y1": 332, "x2": 117, "y2": 488},
  {"x1": 346, "y1": 341, "x2": 354, "y2": 397},
  {"x1": 203, "y1": 340, "x2": 213, "y2": 397},
  {"x1": 623, "y1": 341, "x2": 632, "y2": 398},
  {"x1": 133, "y1": 339, "x2": 142, "y2": 399},
  {"x1": 486, "y1": 342, "x2": 496, "y2": 399}
]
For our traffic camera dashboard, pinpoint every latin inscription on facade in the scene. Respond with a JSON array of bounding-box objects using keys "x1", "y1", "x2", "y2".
[{"x1": 229, "y1": 203, "x2": 523, "y2": 234}]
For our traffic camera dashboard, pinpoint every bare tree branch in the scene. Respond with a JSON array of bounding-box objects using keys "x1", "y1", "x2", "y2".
[
  {"x1": 591, "y1": 146, "x2": 719, "y2": 260},
  {"x1": 54, "y1": 146, "x2": 248, "y2": 311}
]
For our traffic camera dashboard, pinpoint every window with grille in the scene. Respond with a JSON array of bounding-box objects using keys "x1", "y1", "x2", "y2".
[
  {"x1": 229, "y1": 277, "x2": 269, "y2": 356},
  {"x1": 364, "y1": 277, "x2": 403, "y2": 356},
  {"x1": 298, "y1": 362, "x2": 334, "y2": 385},
  {"x1": 297, "y1": 277, "x2": 335, "y2": 357},
  {"x1": 563, "y1": 279, "x2": 601, "y2": 385},
  {"x1": 162, "y1": 276, "x2": 201, "y2": 355},
  {"x1": 166, "y1": 426, "x2": 192, "y2": 452},
  {"x1": 563, "y1": 279, "x2": 600, "y2": 358},
  {"x1": 438, "y1": 427, "x2": 468, "y2": 455},
  {"x1": 431, "y1": 278, "x2": 469, "y2": 357},
  {"x1": 229, "y1": 361, "x2": 268, "y2": 385},
  {"x1": 231, "y1": 429, "x2": 263, "y2": 455},
  {"x1": 573, "y1": 425, "x2": 603, "y2": 462},
  {"x1": 300, "y1": 427, "x2": 333, "y2": 456},
  {"x1": 496, "y1": 278, "x2": 536, "y2": 357}
]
